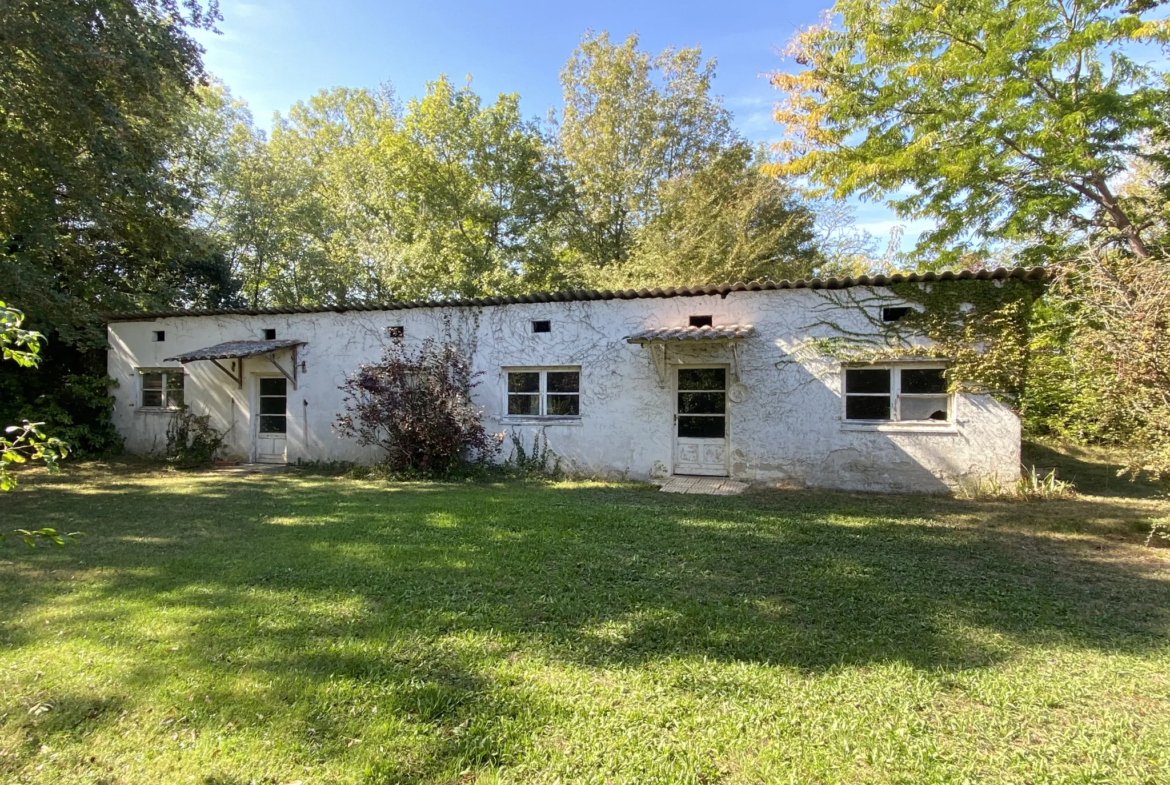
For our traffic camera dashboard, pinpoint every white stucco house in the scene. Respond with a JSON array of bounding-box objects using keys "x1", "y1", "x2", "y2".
[{"x1": 106, "y1": 267, "x2": 1044, "y2": 493}]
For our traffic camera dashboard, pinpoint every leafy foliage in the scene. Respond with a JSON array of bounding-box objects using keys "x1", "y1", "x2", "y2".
[
  {"x1": 165, "y1": 408, "x2": 226, "y2": 469},
  {"x1": 336, "y1": 340, "x2": 502, "y2": 475},
  {"x1": 0, "y1": 302, "x2": 69, "y2": 492},
  {"x1": 769, "y1": 0, "x2": 1170, "y2": 263}
]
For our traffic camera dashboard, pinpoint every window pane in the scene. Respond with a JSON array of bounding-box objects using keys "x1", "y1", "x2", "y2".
[
  {"x1": 166, "y1": 373, "x2": 184, "y2": 391},
  {"x1": 259, "y1": 397, "x2": 285, "y2": 415},
  {"x1": 546, "y1": 371, "x2": 579, "y2": 393},
  {"x1": 547, "y1": 394, "x2": 579, "y2": 416},
  {"x1": 678, "y1": 368, "x2": 726, "y2": 391},
  {"x1": 167, "y1": 389, "x2": 184, "y2": 409},
  {"x1": 677, "y1": 391, "x2": 725, "y2": 414},
  {"x1": 259, "y1": 414, "x2": 286, "y2": 434},
  {"x1": 142, "y1": 390, "x2": 163, "y2": 408},
  {"x1": 901, "y1": 368, "x2": 947, "y2": 395},
  {"x1": 259, "y1": 377, "x2": 286, "y2": 396},
  {"x1": 678, "y1": 415, "x2": 725, "y2": 438},
  {"x1": 508, "y1": 394, "x2": 540, "y2": 416},
  {"x1": 142, "y1": 372, "x2": 163, "y2": 390},
  {"x1": 845, "y1": 368, "x2": 891, "y2": 394},
  {"x1": 507, "y1": 372, "x2": 540, "y2": 393},
  {"x1": 901, "y1": 396, "x2": 949, "y2": 421},
  {"x1": 846, "y1": 395, "x2": 891, "y2": 420}
]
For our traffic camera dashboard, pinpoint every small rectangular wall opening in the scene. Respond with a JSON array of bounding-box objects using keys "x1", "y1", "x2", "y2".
[
  {"x1": 151, "y1": 330, "x2": 165, "y2": 342},
  {"x1": 532, "y1": 320, "x2": 551, "y2": 334},
  {"x1": 388, "y1": 325, "x2": 404, "y2": 339},
  {"x1": 263, "y1": 328, "x2": 277, "y2": 340},
  {"x1": 882, "y1": 307, "x2": 912, "y2": 323},
  {"x1": 689, "y1": 315, "x2": 713, "y2": 328}
]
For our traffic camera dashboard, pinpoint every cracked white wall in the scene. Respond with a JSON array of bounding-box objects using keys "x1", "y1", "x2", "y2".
[{"x1": 107, "y1": 287, "x2": 1021, "y2": 493}]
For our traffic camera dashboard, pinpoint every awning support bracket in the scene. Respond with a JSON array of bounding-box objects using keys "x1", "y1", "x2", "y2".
[
  {"x1": 649, "y1": 342, "x2": 668, "y2": 387},
  {"x1": 210, "y1": 358, "x2": 243, "y2": 389},
  {"x1": 730, "y1": 341, "x2": 742, "y2": 383},
  {"x1": 265, "y1": 346, "x2": 298, "y2": 391}
]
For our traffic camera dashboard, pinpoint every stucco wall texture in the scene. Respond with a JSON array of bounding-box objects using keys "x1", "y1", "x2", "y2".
[{"x1": 107, "y1": 287, "x2": 1021, "y2": 493}]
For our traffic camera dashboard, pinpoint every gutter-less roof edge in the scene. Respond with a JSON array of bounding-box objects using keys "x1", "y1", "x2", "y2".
[{"x1": 106, "y1": 266, "x2": 1047, "y2": 322}]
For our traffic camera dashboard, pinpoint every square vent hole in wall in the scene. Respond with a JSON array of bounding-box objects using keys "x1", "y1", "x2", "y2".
[
  {"x1": 151, "y1": 330, "x2": 165, "y2": 342},
  {"x1": 882, "y1": 307, "x2": 912, "y2": 323},
  {"x1": 388, "y1": 325, "x2": 404, "y2": 339},
  {"x1": 263, "y1": 328, "x2": 277, "y2": 340},
  {"x1": 689, "y1": 315, "x2": 713, "y2": 328},
  {"x1": 532, "y1": 320, "x2": 551, "y2": 334}
]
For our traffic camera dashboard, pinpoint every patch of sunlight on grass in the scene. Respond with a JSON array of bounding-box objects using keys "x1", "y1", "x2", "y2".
[{"x1": 426, "y1": 511, "x2": 460, "y2": 528}]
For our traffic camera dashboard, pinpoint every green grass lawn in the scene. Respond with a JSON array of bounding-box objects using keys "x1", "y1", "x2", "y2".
[{"x1": 1, "y1": 448, "x2": 1169, "y2": 784}]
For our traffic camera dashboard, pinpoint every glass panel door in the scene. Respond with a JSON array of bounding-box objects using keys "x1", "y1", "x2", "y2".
[{"x1": 258, "y1": 377, "x2": 287, "y2": 434}]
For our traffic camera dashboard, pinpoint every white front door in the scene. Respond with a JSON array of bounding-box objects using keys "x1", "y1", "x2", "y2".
[
  {"x1": 673, "y1": 366, "x2": 729, "y2": 477},
  {"x1": 254, "y1": 376, "x2": 288, "y2": 464}
]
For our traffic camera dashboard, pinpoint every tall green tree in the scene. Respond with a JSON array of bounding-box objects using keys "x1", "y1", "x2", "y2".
[
  {"x1": 558, "y1": 31, "x2": 738, "y2": 275},
  {"x1": 621, "y1": 145, "x2": 822, "y2": 286},
  {"x1": 769, "y1": 0, "x2": 1170, "y2": 264},
  {"x1": 0, "y1": 0, "x2": 232, "y2": 455}
]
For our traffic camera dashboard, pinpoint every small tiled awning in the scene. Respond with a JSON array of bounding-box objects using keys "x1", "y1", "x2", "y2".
[
  {"x1": 625, "y1": 325, "x2": 754, "y2": 386},
  {"x1": 625, "y1": 324, "x2": 755, "y2": 344},
  {"x1": 164, "y1": 339, "x2": 304, "y2": 390},
  {"x1": 164, "y1": 339, "x2": 304, "y2": 363}
]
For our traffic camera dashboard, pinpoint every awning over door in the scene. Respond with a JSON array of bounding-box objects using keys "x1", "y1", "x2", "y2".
[
  {"x1": 164, "y1": 339, "x2": 304, "y2": 390},
  {"x1": 625, "y1": 324, "x2": 755, "y2": 385}
]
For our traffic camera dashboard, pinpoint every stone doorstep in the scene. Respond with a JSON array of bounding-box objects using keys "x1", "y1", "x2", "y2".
[{"x1": 659, "y1": 476, "x2": 749, "y2": 496}]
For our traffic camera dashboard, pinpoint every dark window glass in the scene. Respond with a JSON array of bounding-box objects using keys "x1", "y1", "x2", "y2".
[
  {"x1": 532, "y1": 320, "x2": 551, "y2": 333},
  {"x1": 166, "y1": 374, "x2": 184, "y2": 409},
  {"x1": 677, "y1": 368, "x2": 726, "y2": 391},
  {"x1": 508, "y1": 394, "x2": 541, "y2": 416},
  {"x1": 259, "y1": 397, "x2": 285, "y2": 415},
  {"x1": 142, "y1": 372, "x2": 163, "y2": 390},
  {"x1": 259, "y1": 414, "x2": 286, "y2": 434},
  {"x1": 845, "y1": 368, "x2": 891, "y2": 394},
  {"x1": 142, "y1": 390, "x2": 163, "y2": 408},
  {"x1": 845, "y1": 395, "x2": 892, "y2": 420},
  {"x1": 263, "y1": 328, "x2": 277, "y2": 340},
  {"x1": 678, "y1": 416, "x2": 725, "y2": 438},
  {"x1": 677, "y1": 391, "x2": 725, "y2": 414},
  {"x1": 546, "y1": 371, "x2": 579, "y2": 393},
  {"x1": 260, "y1": 377, "x2": 287, "y2": 396},
  {"x1": 688, "y1": 315, "x2": 713, "y2": 327},
  {"x1": 507, "y1": 372, "x2": 539, "y2": 393},
  {"x1": 901, "y1": 368, "x2": 947, "y2": 394},
  {"x1": 547, "y1": 394, "x2": 579, "y2": 416},
  {"x1": 882, "y1": 306, "x2": 912, "y2": 322}
]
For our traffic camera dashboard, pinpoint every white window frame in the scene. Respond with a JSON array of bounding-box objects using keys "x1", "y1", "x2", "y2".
[
  {"x1": 841, "y1": 363, "x2": 953, "y2": 430},
  {"x1": 137, "y1": 368, "x2": 186, "y2": 411},
  {"x1": 502, "y1": 367, "x2": 582, "y2": 422}
]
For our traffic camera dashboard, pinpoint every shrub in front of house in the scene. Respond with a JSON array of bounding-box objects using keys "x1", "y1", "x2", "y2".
[{"x1": 335, "y1": 340, "x2": 501, "y2": 476}]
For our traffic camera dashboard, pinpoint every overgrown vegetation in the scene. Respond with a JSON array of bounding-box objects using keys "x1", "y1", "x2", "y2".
[
  {"x1": 336, "y1": 340, "x2": 501, "y2": 476},
  {"x1": 164, "y1": 409, "x2": 225, "y2": 469}
]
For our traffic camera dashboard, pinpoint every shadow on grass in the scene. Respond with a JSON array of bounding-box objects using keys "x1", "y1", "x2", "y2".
[{"x1": 2, "y1": 460, "x2": 1169, "y2": 781}]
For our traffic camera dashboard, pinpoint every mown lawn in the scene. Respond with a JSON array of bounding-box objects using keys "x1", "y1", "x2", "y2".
[{"x1": 1, "y1": 448, "x2": 1169, "y2": 784}]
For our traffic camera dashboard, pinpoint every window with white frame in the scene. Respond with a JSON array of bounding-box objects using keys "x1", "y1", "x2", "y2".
[
  {"x1": 844, "y1": 366, "x2": 950, "y2": 422},
  {"x1": 138, "y1": 368, "x2": 185, "y2": 409},
  {"x1": 506, "y1": 368, "x2": 580, "y2": 417}
]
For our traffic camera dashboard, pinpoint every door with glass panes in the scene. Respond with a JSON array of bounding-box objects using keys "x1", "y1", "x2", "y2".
[
  {"x1": 254, "y1": 376, "x2": 288, "y2": 464},
  {"x1": 673, "y1": 366, "x2": 729, "y2": 476}
]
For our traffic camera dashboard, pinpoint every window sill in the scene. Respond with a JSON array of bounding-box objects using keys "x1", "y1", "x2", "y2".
[
  {"x1": 134, "y1": 407, "x2": 181, "y2": 415},
  {"x1": 500, "y1": 416, "x2": 583, "y2": 427},
  {"x1": 840, "y1": 420, "x2": 957, "y2": 434}
]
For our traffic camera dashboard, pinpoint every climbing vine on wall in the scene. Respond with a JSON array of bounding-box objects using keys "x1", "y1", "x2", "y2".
[{"x1": 796, "y1": 278, "x2": 1045, "y2": 403}]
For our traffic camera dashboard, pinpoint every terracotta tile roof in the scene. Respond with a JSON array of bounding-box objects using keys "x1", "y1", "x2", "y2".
[
  {"x1": 109, "y1": 266, "x2": 1047, "y2": 322},
  {"x1": 625, "y1": 324, "x2": 756, "y2": 343},
  {"x1": 164, "y1": 339, "x2": 304, "y2": 363}
]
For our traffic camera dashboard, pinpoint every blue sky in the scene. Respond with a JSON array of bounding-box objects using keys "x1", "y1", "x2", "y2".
[{"x1": 194, "y1": 0, "x2": 917, "y2": 242}]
